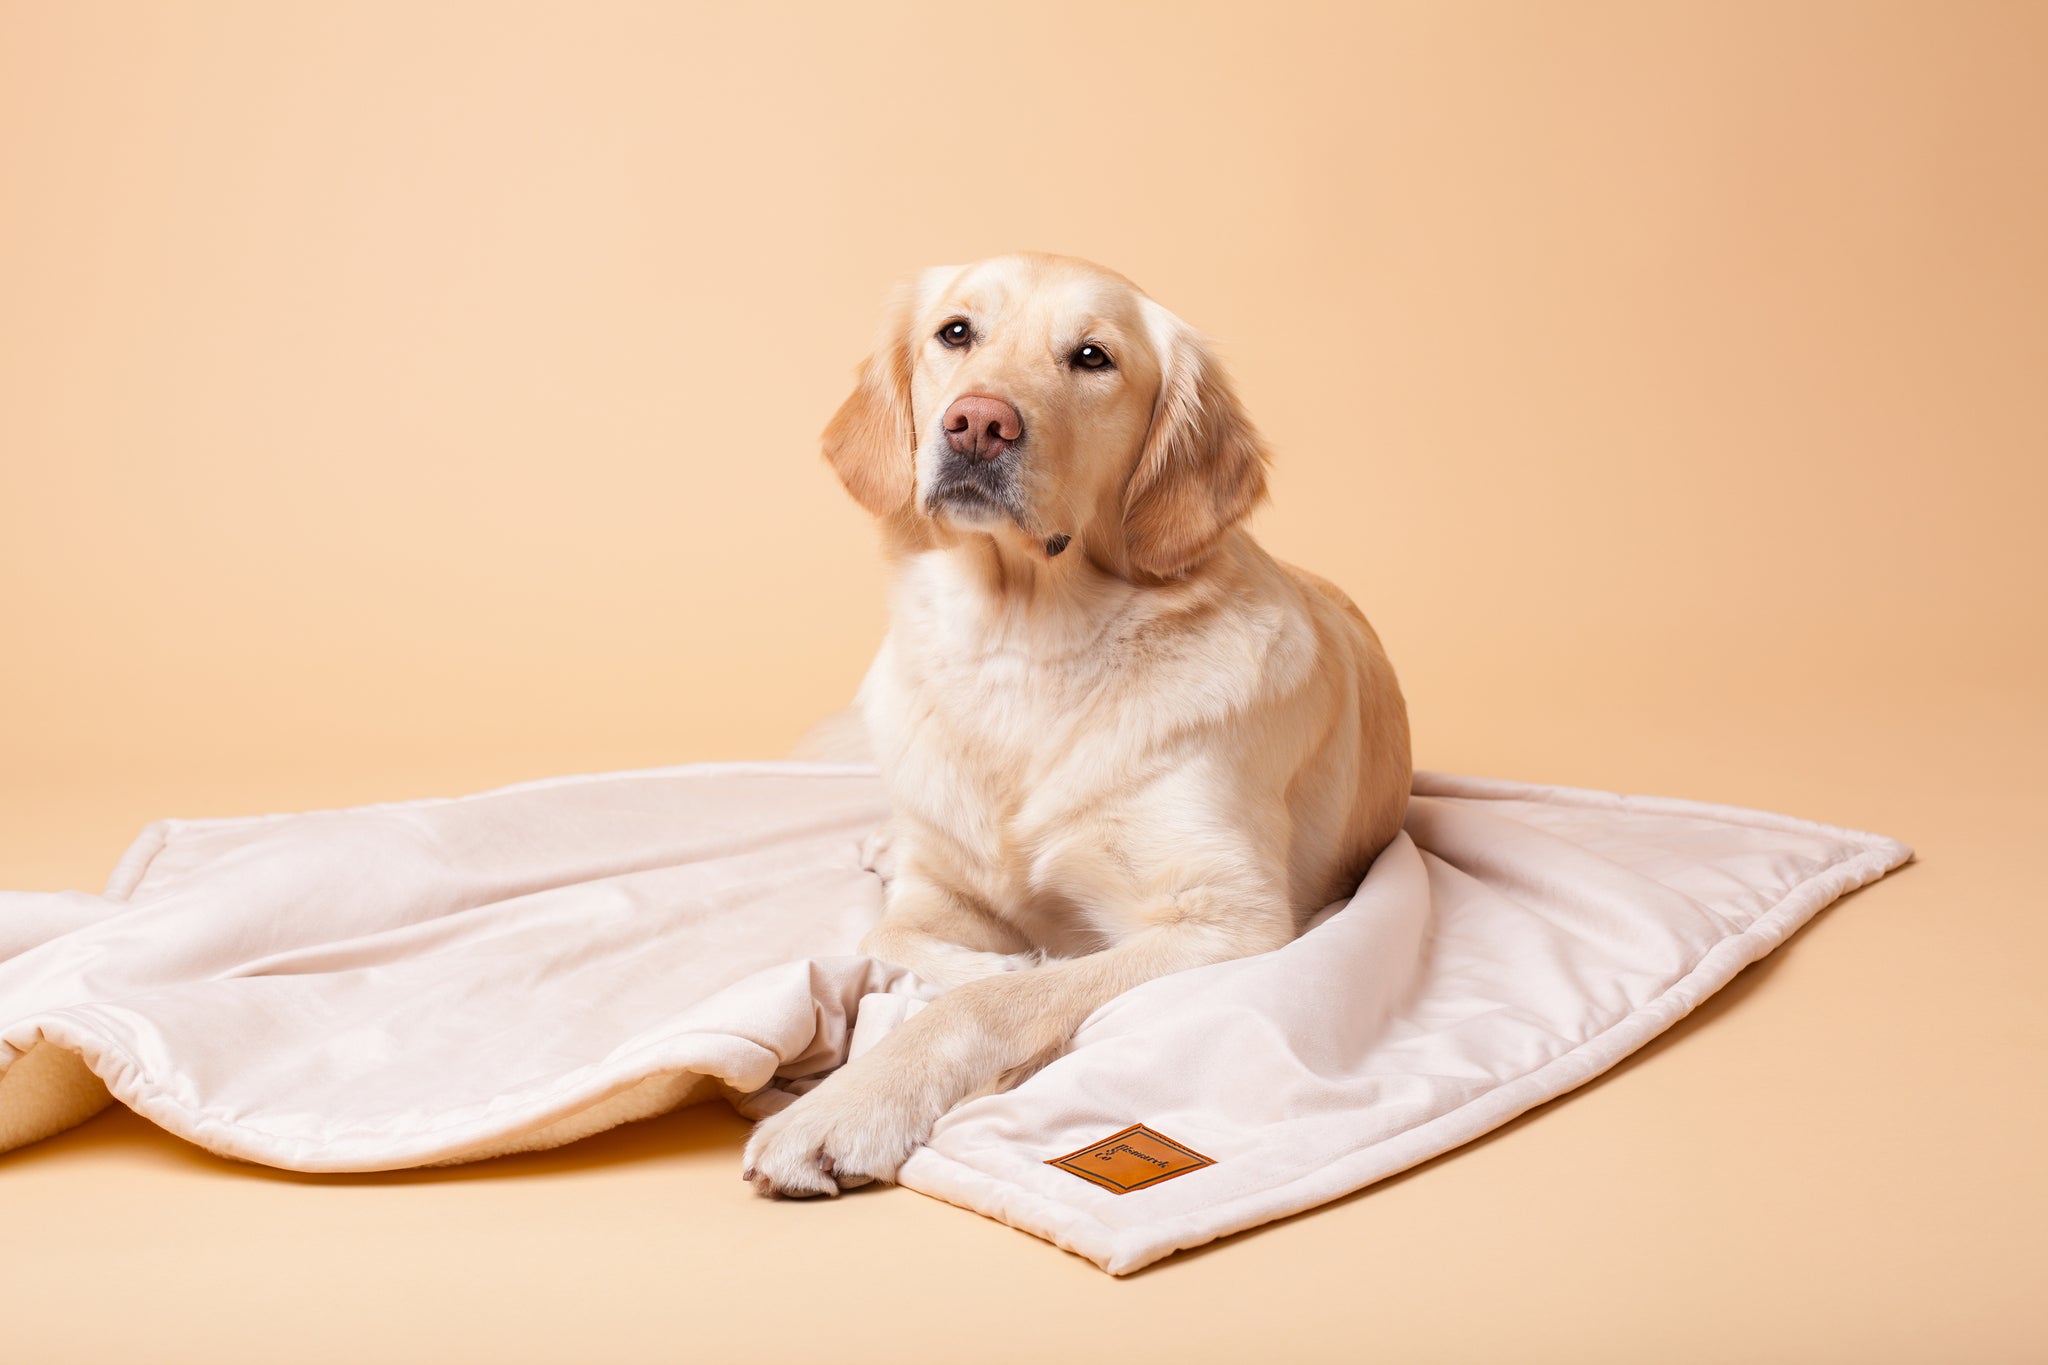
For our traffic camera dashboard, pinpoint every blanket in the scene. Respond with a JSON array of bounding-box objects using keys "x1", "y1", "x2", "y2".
[{"x1": 0, "y1": 762, "x2": 1910, "y2": 1274}]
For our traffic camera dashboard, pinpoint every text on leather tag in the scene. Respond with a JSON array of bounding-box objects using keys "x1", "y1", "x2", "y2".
[{"x1": 1046, "y1": 1122, "x2": 1215, "y2": 1194}]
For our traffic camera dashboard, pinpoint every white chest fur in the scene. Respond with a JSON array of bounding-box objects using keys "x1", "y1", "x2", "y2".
[{"x1": 858, "y1": 546, "x2": 1315, "y2": 949}]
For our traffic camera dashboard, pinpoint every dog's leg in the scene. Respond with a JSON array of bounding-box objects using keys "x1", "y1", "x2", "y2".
[
  {"x1": 858, "y1": 866, "x2": 1042, "y2": 991},
  {"x1": 743, "y1": 907, "x2": 1287, "y2": 1196}
]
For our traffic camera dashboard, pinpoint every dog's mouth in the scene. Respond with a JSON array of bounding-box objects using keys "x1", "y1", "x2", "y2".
[
  {"x1": 927, "y1": 483, "x2": 1010, "y2": 519},
  {"x1": 923, "y1": 441, "x2": 1072, "y2": 556},
  {"x1": 924, "y1": 459, "x2": 1029, "y2": 530}
]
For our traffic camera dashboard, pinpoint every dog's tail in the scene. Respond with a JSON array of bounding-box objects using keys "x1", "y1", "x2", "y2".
[{"x1": 786, "y1": 706, "x2": 875, "y2": 765}]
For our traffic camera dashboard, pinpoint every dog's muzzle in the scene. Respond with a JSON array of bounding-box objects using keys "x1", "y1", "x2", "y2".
[{"x1": 925, "y1": 450, "x2": 1025, "y2": 524}]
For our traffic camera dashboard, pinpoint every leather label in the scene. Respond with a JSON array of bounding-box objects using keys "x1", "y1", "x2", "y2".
[{"x1": 1046, "y1": 1122, "x2": 1215, "y2": 1194}]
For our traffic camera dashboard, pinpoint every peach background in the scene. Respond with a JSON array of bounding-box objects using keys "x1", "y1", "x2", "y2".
[{"x1": 2, "y1": 3, "x2": 2042, "y2": 1361}]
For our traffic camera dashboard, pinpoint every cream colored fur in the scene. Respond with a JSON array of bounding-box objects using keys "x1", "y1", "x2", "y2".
[{"x1": 744, "y1": 254, "x2": 1410, "y2": 1196}]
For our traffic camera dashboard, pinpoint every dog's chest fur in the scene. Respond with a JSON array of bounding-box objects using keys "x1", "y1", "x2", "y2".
[{"x1": 860, "y1": 548, "x2": 1311, "y2": 947}]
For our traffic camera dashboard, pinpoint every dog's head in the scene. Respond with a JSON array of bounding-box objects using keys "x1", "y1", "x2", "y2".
[{"x1": 822, "y1": 254, "x2": 1269, "y2": 580}]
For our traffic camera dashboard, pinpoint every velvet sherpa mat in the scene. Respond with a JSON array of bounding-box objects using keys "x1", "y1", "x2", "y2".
[{"x1": 0, "y1": 762, "x2": 1910, "y2": 1273}]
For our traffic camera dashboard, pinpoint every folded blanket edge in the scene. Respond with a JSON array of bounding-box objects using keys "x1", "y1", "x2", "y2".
[{"x1": 896, "y1": 832, "x2": 1912, "y2": 1275}]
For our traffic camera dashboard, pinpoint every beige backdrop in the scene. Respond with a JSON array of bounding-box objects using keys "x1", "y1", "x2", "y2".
[{"x1": 2, "y1": 3, "x2": 2042, "y2": 1362}]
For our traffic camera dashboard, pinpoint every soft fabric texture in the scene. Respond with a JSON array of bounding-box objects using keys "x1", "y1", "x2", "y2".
[{"x1": 0, "y1": 762, "x2": 1908, "y2": 1273}]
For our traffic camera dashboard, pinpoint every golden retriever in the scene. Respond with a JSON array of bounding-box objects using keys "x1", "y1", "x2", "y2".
[{"x1": 743, "y1": 253, "x2": 1410, "y2": 1195}]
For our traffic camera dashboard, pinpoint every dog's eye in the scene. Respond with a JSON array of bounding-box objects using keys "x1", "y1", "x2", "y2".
[
  {"x1": 1071, "y1": 343, "x2": 1114, "y2": 372},
  {"x1": 937, "y1": 320, "x2": 972, "y2": 349}
]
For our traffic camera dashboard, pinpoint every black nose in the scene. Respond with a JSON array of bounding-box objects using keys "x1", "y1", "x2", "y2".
[{"x1": 943, "y1": 395, "x2": 1023, "y2": 461}]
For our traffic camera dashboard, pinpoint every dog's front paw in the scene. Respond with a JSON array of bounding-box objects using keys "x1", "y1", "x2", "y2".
[{"x1": 742, "y1": 1076, "x2": 932, "y2": 1198}]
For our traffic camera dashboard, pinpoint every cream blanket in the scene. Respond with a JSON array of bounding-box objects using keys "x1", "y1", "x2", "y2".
[{"x1": 0, "y1": 762, "x2": 1909, "y2": 1273}]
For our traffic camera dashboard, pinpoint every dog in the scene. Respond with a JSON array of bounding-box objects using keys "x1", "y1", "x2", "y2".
[{"x1": 743, "y1": 253, "x2": 1410, "y2": 1195}]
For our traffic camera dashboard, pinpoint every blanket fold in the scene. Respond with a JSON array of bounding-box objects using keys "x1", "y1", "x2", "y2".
[{"x1": 0, "y1": 762, "x2": 1909, "y2": 1273}]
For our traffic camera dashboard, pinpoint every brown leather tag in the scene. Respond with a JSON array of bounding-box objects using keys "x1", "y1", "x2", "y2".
[{"x1": 1046, "y1": 1122, "x2": 1215, "y2": 1194}]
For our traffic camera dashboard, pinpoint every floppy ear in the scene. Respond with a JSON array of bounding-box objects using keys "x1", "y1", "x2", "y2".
[
  {"x1": 821, "y1": 279, "x2": 927, "y2": 517},
  {"x1": 1121, "y1": 315, "x2": 1271, "y2": 579}
]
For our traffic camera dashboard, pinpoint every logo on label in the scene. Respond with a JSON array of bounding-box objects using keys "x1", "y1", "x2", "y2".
[{"x1": 1046, "y1": 1122, "x2": 1215, "y2": 1194}]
